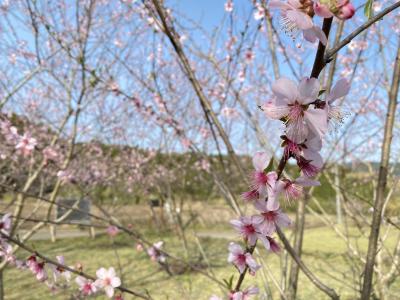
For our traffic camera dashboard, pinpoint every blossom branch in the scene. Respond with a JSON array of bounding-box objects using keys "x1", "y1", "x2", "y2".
[
  {"x1": 276, "y1": 227, "x2": 340, "y2": 299},
  {"x1": 324, "y1": 1, "x2": 400, "y2": 63},
  {"x1": 310, "y1": 17, "x2": 333, "y2": 78},
  {"x1": 0, "y1": 233, "x2": 152, "y2": 300}
]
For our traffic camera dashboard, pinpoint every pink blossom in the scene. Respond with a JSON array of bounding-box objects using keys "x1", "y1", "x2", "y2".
[
  {"x1": 254, "y1": 3, "x2": 265, "y2": 20},
  {"x1": 95, "y1": 267, "x2": 121, "y2": 298},
  {"x1": 0, "y1": 242, "x2": 15, "y2": 264},
  {"x1": 336, "y1": 0, "x2": 355, "y2": 19},
  {"x1": 227, "y1": 242, "x2": 260, "y2": 274},
  {"x1": 0, "y1": 121, "x2": 19, "y2": 143},
  {"x1": 269, "y1": 0, "x2": 327, "y2": 44},
  {"x1": 136, "y1": 243, "x2": 144, "y2": 252},
  {"x1": 0, "y1": 213, "x2": 11, "y2": 236},
  {"x1": 27, "y1": 255, "x2": 47, "y2": 281},
  {"x1": 225, "y1": 0, "x2": 234, "y2": 12},
  {"x1": 267, "y1": 236, "x2": 281, "y2": 253},
  {"x1": 147, "y1": 241, "x2": 166, "y2": 262},
  {"x1": 296, "y1": 132, "x2": 324, "y2": 177},
  {"x1": 43, "y1": 146, "x2": 59, "y2": 162},
  {"x1": 115, "y1": 294, "x2": 124, "y2": 300},
  {"x1": 244, "y1": 50, "x2": 255, "y2": 64},
  {"x1": 57, "y1": 170, "x2": 73, "y2": 184},
  {"x1": 52, "y1": 256, "x2": 71, "y2": 282},
  {"x1": 15, "y1": 133, "x2": 37, "y2": 156},
  {"x1": 253, "y1": 200, "x2": 292, "y2": 235},
  {"x1": 249, "y1": 152, "x2": 280, "y2": 206},
  {"x1": 263, "y1": 77, "x2": 328, "y2": 143},
  {"x1": 230, "y1": 216, "x2": 268, "y2": 247},
  {"x1": 241, "y1": 189, "x2": 260, "y2": 203},
  {"x1": 232, "y1": 286, "x2": 259, "y2": 300},
  {"x1": 313, "y1": 2, "x2": 333, "y2": 18},
  {"x1": 75, "y1": 276, "x2": 98, "y2": 296},
  {"x1": 277, "y1": 176, "x2": 320, "y2": 202},
  {"x1": 107, "y1": 225, "x2": 120, "y2": 237},
  {"x1": 314, "y1": 0, "x2": 355, "y2": 19}
]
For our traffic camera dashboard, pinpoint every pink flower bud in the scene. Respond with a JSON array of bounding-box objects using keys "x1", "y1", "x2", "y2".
[{"x1": 337, "y1": 2, "x2": 355, "y2": 19}]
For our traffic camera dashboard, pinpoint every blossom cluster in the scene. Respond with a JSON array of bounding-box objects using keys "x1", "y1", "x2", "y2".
[
  {"x1": 211, "y1": 73, "x2": 349, "y2": 299},
  {"x1": 0, "y1": 118, "x2": 37, "y2": 158},
  {"x1": 226, "y1": 0, "x2": 355, "y2": 45},
  {"x1": 0, "y1": 214, "x2": 123, "y2": 299},
  {"x1": 261, "y1": 0, "x2": 354, "y2": 45}
]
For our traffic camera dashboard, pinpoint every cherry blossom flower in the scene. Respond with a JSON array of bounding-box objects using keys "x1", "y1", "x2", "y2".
[
  {"x1": 227, "y1": 242, "x2": 260, "y2": 274},
  {"x1": 267, "y1": 236, "x2": 281, "y2": 253},
  {"x1": 52, "y1": 256, "x2": 71, "y2": 282},
  {"x1": 296, "y1": 132, "x2": 324, "y2": 177},
  {"x1": 225, "y1": 0, "x2": 234, "y2": 12},
  {"x1": 0, "y1": 121, "x2": 19, "y2": 144},
  {"x1": 241, "y1": 189, "x2": 260, "y2": 203},
  {"x1": 57, "y1": 170, "x2": 74, "y2": 184},
  {"x1": 0, "y1": 242, "x2": 15, "y2": 263},
  {"x1": 253, "y1": 200, "x2": 292, "y2": 235},
  {"x1": 373, "y1": 2, "x2": 382, "y2": 12},
  {"x1": 43, "y1": 146, "x2": 59, "y2": 163},
  {"x1": 336, "y1": 0, "x2": 355, "y2": 19},
  {"x1": 147, "y1": 241, "x2": 166, "y2": 262},
  {"x1": 232, "y1": 286, "x2": 259, "y2": 300},
  {"x1": 230, "y1": 216, "x2": 269, "y2": 247},
  {"x1": 106, "y1": 225, "x2": 119, "y2": 237},
  {"x1": 75, "y1": 276, "x2": 98, "y2": 296},
  {"x1": 254, "y1": 3, "x2": 265, "y2": 20},
  {"x1": 115, "y1": 294, "x2": 124, "y2": 300},
  {"x1": 277, "y1": 176, "x2": 320, "y2": 202},
  {"x1": 0, "y1": 213, "x2": 11, "y2": 236},
  {"x1": 27, "y1": 256, "x2": 48, "y2": 281},
  {"x1": 250, "y1": 151, "x2": 271, "y2": 195},
  {"x1": 269, "y1": 0, "x2": 327, "y2": 45},
  {"x1": 244, "y1": 50, "x2": 255, "y2": 64},
  {"x1": 263, "y1": 77, "x2": 328, "y2": 143},
  {"x1": 15, "y1": 133, "x2": 37, "y2": 156},
  {"x1": 95, "y1": 267, "x2": 121, "y2": 298}
]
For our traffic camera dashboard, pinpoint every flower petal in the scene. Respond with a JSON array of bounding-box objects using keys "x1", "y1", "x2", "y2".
[
  {"x1": 303, "y1": 26, "x2": 327, "y2": 45},
  {"x1": 327, "y1": 78, "x2": 350, "y2": 103},
  {"x1": 313, "y1": 2, "x2": 334, "y2": 18},
  {"x1": 252, "y1": 152, "x2": 270, "y2": 171},
  {"x1": 286, "y1": 10, "x2": 313, "y2": 30},
  {"x1": 111, "y1": 277, "x2": 121, "y2": 288},
  {"x1": 298, "y1": 77, "x2": 320, "y2": 104},
  {"x1": 96, "y1": 268, "x2": 107, "y2": 280},
  {"x1": 272, "y1": 77, "x2": 299, "y2": 102},
  {"x1": 228, "y1": 242, "x2": 244, "y2": 255},
  {"x1": 304, "y1": 108, "x2": 328, "y2": 139}
]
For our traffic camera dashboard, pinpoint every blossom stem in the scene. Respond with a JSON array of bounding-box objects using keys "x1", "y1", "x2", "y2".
[
  {"x1": 310, "y1": 17, "x2": 333, "y2": 78},
  {"x1": 233, "y1": 244, "x2": 256, "y2": 292}
]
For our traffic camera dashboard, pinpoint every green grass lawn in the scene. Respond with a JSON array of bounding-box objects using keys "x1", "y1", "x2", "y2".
[{"x1": 3, "y1": 223, "x2": 400, "y2": 300}]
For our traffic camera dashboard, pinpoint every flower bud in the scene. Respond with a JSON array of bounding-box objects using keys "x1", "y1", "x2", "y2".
[
  {"x1": 337, "y1": 1, "x2": 355, "y2": 19},
  {"x1": 314, "y1": 0, "x2": 355, "y2": 20}
]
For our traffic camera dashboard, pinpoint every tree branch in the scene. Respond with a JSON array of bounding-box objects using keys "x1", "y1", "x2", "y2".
[{"x1": 325, "y1": 1, "x2": 400, "y2": 63}]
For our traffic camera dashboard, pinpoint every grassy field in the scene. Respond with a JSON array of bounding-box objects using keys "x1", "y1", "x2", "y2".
[{"x1": 3, "y1": 218, "x2": 400, "y2": 300}]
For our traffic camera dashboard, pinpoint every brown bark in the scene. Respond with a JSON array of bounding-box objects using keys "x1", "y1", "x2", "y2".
[{"x1": 361, "y1": 40, "x2": 400, "y2": 299}]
